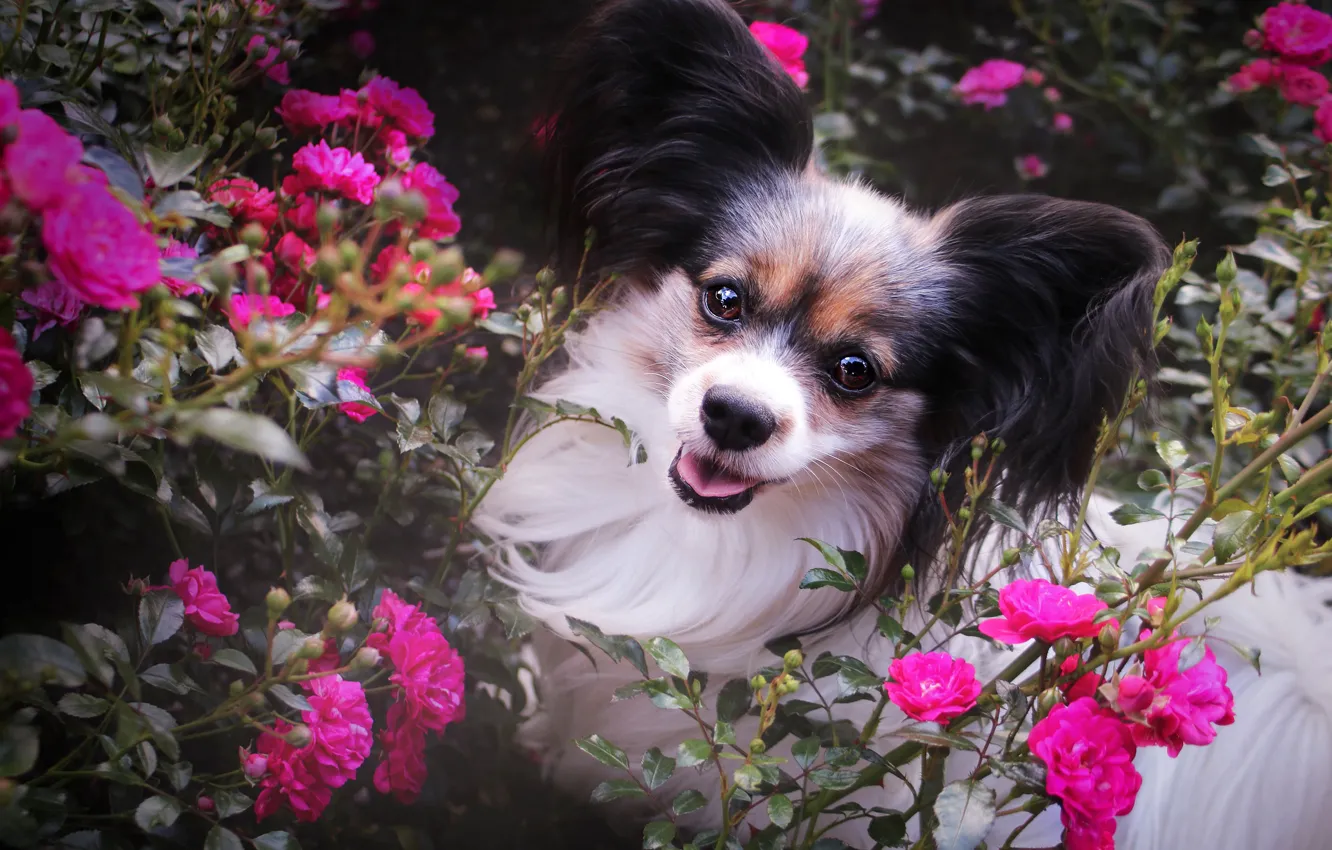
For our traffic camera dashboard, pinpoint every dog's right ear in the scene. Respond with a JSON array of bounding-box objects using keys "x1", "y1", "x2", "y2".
[{"x1": 543, "y1": 0, "x2": 813, "y2": 277}]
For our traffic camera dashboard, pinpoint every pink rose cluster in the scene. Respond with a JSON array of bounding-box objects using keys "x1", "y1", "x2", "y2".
[
  {"x1": 749, "y1": 22, "x2": 810, "y2": 89},
  {"x1": 370, "y1": 246, "x2": 496, "y2": 326},
  {"x1": 973, "y1": 581, "x2": 1236, "y2": 848},
  {"x1": 366, "y1": 590, "x2": 467, "y2": 803},
  {"x1": 1227, "y1": 5, "x2": 1332, "y2": 141},
  {"x1": 166, "y1": 559, "x2": 240, "y2": 636}
]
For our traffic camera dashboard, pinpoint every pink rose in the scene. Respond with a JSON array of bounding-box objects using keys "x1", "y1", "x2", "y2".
[
  {"x1": 274, "y1": 231, "x2": 314, "y2": 273},
  {"x1": 337, "y1": 367, "x2": 378, "y2": 423},
  {"x1": 367, "y1": 590, "x2": 467, "y2": 733},
  {"x1": 399, "y1": 162, "x2": 460, "y2": 239},
  {"x1": 1113, "y1": 674, "x2": 1156, "y2": 715},
  {"x1": 5, "y1": 109, "x2": 83, "y2": 211},
  {"x1": 1227, "y1": 58, "x2": 1280, "y2": 94},
  {"x1": 1279, "y1": 64, "x2": 1330, "y2": 105},
  {"x1": 276, "y1": 89, "x2": 354, "y2": 133},
  {"x1": 0, "y1": 79, "x2": 19, "y2": 128},
  {"x1": 749, "y1": 21, "x2": 809, "y2": 89},
  {"x1": 161, "y1": 239, "x2": 202, "y2": 296},
  {"x1": 360, "y1": 76, "x2": 435, "y2": 140},
  {"x1": 979, "y1": 579, "x2": 1108, "y2": 644},
  {"x1": 1315, "y1": 98, "x2": 1332, "y2": 142},
  {"x1": 306, "y1": 637, "x2": 342, "y2": 674},
  {"x1": 1016, "y1": 154, "x2": 1049, "y2": 180},
  {"x1": 1131, "y1": 632, "x2": 1235, "y2": 756},
  {"x1": 19, "y1": 280, "x2": 85, "y2": 339},
  {"x1": 241, "y1": 747, "x2": 270, "y2": 779},
  {"x1": 283, "y1": 141, "x2": 381, "y2": 204},
  {"x1": 954, "y1": 59, "x2": 1026, "y2": 109},
  {"x1": 168, "y1": 559, "x2": 240, "y2": 637},
  {"x1": 1023, "y1": 67, "x2": 1045, "y2": 86},
  {"x1": 1052, "y1": 112, "x2": 1074, "y2": 133},
  {"x1": 377, "y1": 129, "x2": 412, "y2": 169},
  {"x1": 884, "y1": 651, "x2": 982, "y2": 723},
  {"x1": 1043, "y1": 86, "x2": 1062, "y2": 102},
  {"x1": 1064, "y1": 823, "x2": 1115, "y2": 850},
  {"x1": 209, "y1": 177, "x2": 279, "y2": 228},
  {"x1": 1028, "y1": 697, "x2": 1141, "y2": 847},
  {"x1": 373, "y1": 702, "x2": 428, "y2": 803},
  {"x1": 0, "y1": 328, "x2": 33, "y2": 439},
  {"x1": 254, "y1": 719, "x2": 332, "y2": 822},
  {"x1": 285, "y1": 193, "x2": 319, "y2": 234},
  {"x1": 350, "y1": 30, "x2": 375, "y2": 61},
  {"x1": 464, "y1": 345, "x2": 489, "y2": 363},
  {"x1": 227, "y1": 293, "x2": 297, "y2": 331},
  {"x1": 42, "y1": 184, "x2": 160, "y2": 310},
  {"x1": 1263, "y1": 3, "x2": 1332, "y2": 64},
  {"x1": 247, "y1": 34, "x2": 290, "y2": 84},
  {"x1": 1057, "y1": 655, "x2": 1103, "y2": 702}
]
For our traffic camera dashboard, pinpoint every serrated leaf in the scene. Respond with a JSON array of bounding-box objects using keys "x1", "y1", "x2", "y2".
[
  {"x1": 734, "y1": 763, "x2": 764, "y2": 791},
  {"x1": 574, "y1": 734, "x2": 630, "y2": 770},
  {"x1": 136, "y1": 740, "x2": 158, "y2": 778},
  {"x1": 205, "y1": 825, "x2": 244, "y2": 850},
  {"x1": 980, "y1": 498, "x2": 1026, "y2": 533},
  {"x1": 1248, "y1": 133, "x2": 1285, "y2": 159},
  {"x1": 1155, "y1": 438, "x2": 1188, "y2": 469},
  {"x1": 799, "y1": 567, "x2": 856, "y2": 592},
  {"x1": 1233, "y1": 236, "x2": 1301, "y2": 273},
  {"x1": 211, "y1": 648, "x2": 257, "y2": 675},
  {"x1": 932, "y1": 780, "x2": 995, "y2": 850},
  {"x1": 793, "y1": 735, "x2": 821, "y2": 770},
  {"x1": 268, "y1": 685, "x2": 313, "y2": 714},
  {"x1": 213, "y1": 788, "x2": 253, "y2": 819},
  {"x1": 672, "y1": 789, "x2": 707, "y2": 815},
  {"x1": 768, "y1": 793, "x2": 794, "y2": 828},
  {"x1": 1261, "y1": 163, "x2": 1293, "y2": 187},
  {"x1": 1213, "y1": 509, "x2": 1258, "y2": 563},
  {"x1": 799, "y1": 538, "x2": 867, "y2": 582},
  {"x1": 196, "y1": 325, "x2": 237, "y2": 372},
  {"x1": 715, "y1": 677, "x2": 752, "y2": 724},
  {"x1": 645, "y1": 636, "x2": 690, "y2": 680},
  {"x1": 643, "y1": 821, "x2": 676, "y2": 849},
  {"x1": 145, "y1": 145, "x2": 207, "y2": 188},
  {"x1": 676, "y1": 738, "x2": 714, "y2": 767},
  {"x1": 877, "y1": 614, "x2": 904, "y2": 645},
  {"x1": 37, "y1": 44, "x2": 72, "y2": 67},
  {"x1": 138, "y1": 591, "x2": 185, "y2": 648},
  {"x1": 590, "y1": 778, "x2": 645, "y2": 803},
  {"x1": 427, "y1": 391, "x2": 466, "y2": 440},
  {"x1": 1137, "y1": 469, "x2": 1169, "y2": 490},
  {"x1": 178, "y1": 409, "x2": 309, "y2": 470},
  {"x1": 641, "y1": 747, "x2": 676, "y2": 790},
  {"x1": 1110, "y1": 503, "x2": 1165, "y2": 525},
  {"x1": 57, "y1": 694, "x2": 109, "y2": 718},
  {"x1": 566, "y1": 617, "x2": 650, "y2": 676},
  {"x1": 134, "y1": 795, "x2": 182, "y2": 832}
]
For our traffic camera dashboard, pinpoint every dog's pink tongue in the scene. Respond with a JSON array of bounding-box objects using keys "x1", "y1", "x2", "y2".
[{"x1": 677, "y1": 451, "x2": 758, "y2": 498}]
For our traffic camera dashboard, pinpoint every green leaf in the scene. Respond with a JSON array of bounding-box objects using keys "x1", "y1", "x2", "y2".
[
  {"x1": 894, "y1": 727, "x2": 978, "y2": 751},
  {"x1": 0, "y1": 634, "x2": 87, "y2": 687},
  {"x1": 641, "y1": 747, "x2": 676, "y2": 790},
  {"x1": 205, "y1": 825, "x2": 244, "y2": 850},
  {"x1": 145, "y1": 145, "x2": 207, "y2": 188},
  {"x1": 138, "y1": 591, "x2": 185, "y2": 648},
  {"x1": 799, "y1": 538, "x2": 867, "y2": 581},
  {"x1": 574, "y1": 734, "x2": 630, "y2": 770},
  {"x1": 590, "y1": 778, "x2": 646, "y2": 803},
  {"x1": 1248, "y1": 133, "x2": 1285, "y2": 159},
  {"x1": 676, "y1": 738, "x2": 714, "y2": 767},
  {"x1": 1110, "y1": 503, "x2": 1165, "y2": 526},
  {"x1": 154, "y1": 190, "x2": 233, "y2": 227},
  {"x1": 643, "y1": 821, "x2": 676, "y2": 849},
  {"x1": 1213, "y1": 510, "x2": 1259, "y2": 563},
  {"x1": 988, "y1": 758, "x2": 1046, "y2": 792},
  {"x1": 0, "y1": 722, "x2": 39, "y2": 777},
  {"x1": 62, "y1": 622, "x2": 114, "y2": 688},
  {"x1": 799, "y1": 567, "x2": 856, "y2": 592},
  {"x1": 809, "y1": 769, "x2": 860, "y2": 790},
  {"x1": 213, "y1": 788, "x2": 253, "y2": 819},
  {"x1": 165, "y1": 760, "x2": 193, "y2": 791},
  {"x1": 672, "y1": 789, "x2": 707, "y2": 815},
  {"x1": 980, "y1": 498, "x2": 1026, "y2": 533},
  {"x1": 566, "y1": 617, "x2": 650, "y2": 676},
  {"x1": 254, "y1": 832, "x2": 303, "y2": 850},
  {"x1": 196, "y1": 326, "x2": 237, "y2": 372},
  {"x1": 931, "y1": 780, "x2": 996, "y2": 850},
  {"x1": 713, "y1": 720, "x2": 736, "y2": 746},
  {"x1": 140, "y1": 663, "x2": 195, "y2": 695},
  {"x1": 428, "y1": 391, "x2": 466, "y2": 441},
  {"x1": 1155, "y1": 438, "x2": 1188, "y2": 469},
  {"x1": 768, "y1": 793, "x2": 794, "y2": 829},
  {"x1": 1137, "y1": 469, "x2": 1169, "y2": 490},
  {"x1": 177, "y1": 409, "x2": 310, "y2": 470},
  {"x1": 715, "y1": 678, "x2": 752, "y2": 724},
  {"x1": 1261, "y1": 163, "x2": 1293, "y2": 187},
  {"x1": 792, "y1": 736, "x2": 821, "y2": 770},
  {"x1": 268, "y1": 685, "x2": 313, "y2": 714},
  {"x1": 733, "y1": 763, "x2": 764, "y2": 791},
  {"x1": 134, "y1": 795, "x2": 182, "y2": 832},
  {"x1": 869, "y1": 813, "x2": 907, "y2": 846},
  {"x1": 211, "y1": 649, "x2": 257, "y2": 675},
  {"x1": 876, "y1": 614, "x2": 904, "y2": 645},
  {"x1": 57, "y1": 694, "x2": 109, "y2": 718},
  {"x1": 645, "y1": 637, "x2": 690, "y2": 680},
  {"x1": 36, "y1": 44, "x2": 72, "y2": 67}
]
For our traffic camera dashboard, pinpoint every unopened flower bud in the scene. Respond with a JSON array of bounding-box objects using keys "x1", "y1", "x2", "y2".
[
  {"x1": 1036, "y1": 687, "x2": 1062, "y2": 717},
  {"x1": 279, "y1": 39, "x2": 301, "y2": 61},
  {"x1": 197, "y1": 795, "x2": 215, "y2": 813},
  {"x1": 315, "y1": 202, "x2": 339, "y2": 235},
  {"x1": 315, "y1": 246, "x2": 341, "y2": 283},
  {"x1": 151, "y1": 114, "x2": 174, "y2": 136},
  {"x1": 339, "y1": 240, "x2": 362, "y2": 271},
  {"x1": 394, "y1": 189, "x2": 427, "y2": 225},
  {"x1": 255, "y1": 127, "x2": 278, "y2": 149},
  {"x1": 440, "y1": 295, "x2": 474, "y2": 327},
  {"x1": 780, "y1": 677, "x2": 801, "y2": 695},
  {"x1": 296, "y1": 635, "x2": 328, "y2": 660},
  {"x1": 1053, "y1": 638, "x2": 1077, "y2": 659},
  {"x1": 182, "y1": 9, "x2": 199, "y2": 25},
  {"x1": 285, "y1": 724, "x2": 312, "y2": 747},
  {"x1": 229, "y1": 679, "x2": 246, "y2": 697},
  {"x1": 1242, "y1": 28, "x2": 1264, "y2": 50},
  {"x1": 1098, "y1": 621, "x2": 1120, "y2": 653},
  {"x1": 900, "y1": 564, "x2": 915, "y2": 582},
  {"x1": 749, "y1": 738, "x2": 766, "y2": 754},
  {"x1": 325, "y1": 598, "x2": 358, "y2": 633},
  {"x1": 240, "y1": 748, "x2": 269, "y2": 779},
  {"x1": 206, "y1": 132, "x2": 225, "y2": 151},
  {"x1": 484, "y1": 248, "x2": 523, "y2": 283},
  {"x1": 750, "y1": 674, "x2": 767, "y2": 691},
  {"x1": 240, "y1": 222, "x2": 267, "y2": 251},
  {"x1": 990, "y1": 438, "x2": 1006, "y2": 455},
  {"x1": 956, "y1": 506, "x2": 971, "y2": 523},
  {"x1": 535, "y1": 266, "x2": 557, "y2": 294},
  {"x1": 1001, "y1": 547, "x2": 1022, "y2": 567},
  {"x1": 550, "y1": 285, "x2": 568, "y2": 312},
  {"x1": 265, "y1": 587, "x2": 291, "y2": 618},
  {"x1": 237, "y1": 120, "x2": 256, "y2": 140},
  {"x1": 1216, "y1": 252, "x2": 1237, "y2": 285},
  {"x1": 245, "y1": 691, "x2": 267, "y2": 712},
  {"x1": 970, "y1": 434, "x2": 987, "y2": 459},
  {"x1": 782, "y1": 649, "x2": 804, "y2": 670},
  {"x1": 432, "y1": 246, "x2": 465, "y2": 284},
  {"x1": 929, "y1": 469, "x2": 947, "y2": 491},
  {"x1": 351, "y1": 647, "x2": 381, "y2": 670}
]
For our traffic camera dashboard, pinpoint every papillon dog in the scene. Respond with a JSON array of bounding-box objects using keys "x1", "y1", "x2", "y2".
[{"x1": 474, "y1": 1, "x2": 1332, "y2": 847}]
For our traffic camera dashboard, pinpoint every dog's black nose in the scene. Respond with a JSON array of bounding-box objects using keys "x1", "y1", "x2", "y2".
[{"x1": 701, "y1": 385, "x2": 776, "y2": 452}]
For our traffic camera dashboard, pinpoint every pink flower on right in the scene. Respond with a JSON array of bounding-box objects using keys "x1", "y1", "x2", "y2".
[
  {"x1": 1129, "y1": 631, "x2": 1236, "y2": 756},
  {"x1": 1262, "y1": 3, "x2": 1332, "y2": 65},
  {"x1": 955, "y1": 58, "x2": 1026, "y2": 109},
  {"x1": 167, "y1": 559, "x2": 240, "y2": 637},
  {"x1": 749, "y1": 21, "x2": 810, "y2": 89},
  {"x1": 978, "y1": 578, "x2": 1107, "y2": 644}
]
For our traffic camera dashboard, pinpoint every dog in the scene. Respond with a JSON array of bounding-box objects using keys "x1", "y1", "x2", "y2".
[{"x1": 474, "y1": 1, "x2": 1332, "y2": 847}]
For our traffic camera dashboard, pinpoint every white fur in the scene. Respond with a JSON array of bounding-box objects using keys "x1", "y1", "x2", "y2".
[{"x1": 473, "y1": 312, "x2": 1332, "y2": 848}]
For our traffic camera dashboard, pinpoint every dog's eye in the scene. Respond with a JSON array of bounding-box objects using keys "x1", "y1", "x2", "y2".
[
  {"x1": 703, "y1": 284, "x2": 743, "y2": 322},
  {"x1": 831, "y1": 354, "x2": 874, "y2": 393}
]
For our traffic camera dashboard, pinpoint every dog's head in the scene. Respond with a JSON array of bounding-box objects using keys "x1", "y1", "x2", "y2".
[{"x1": 541, "y1": 0, "x2": 1168, "y2": 574}]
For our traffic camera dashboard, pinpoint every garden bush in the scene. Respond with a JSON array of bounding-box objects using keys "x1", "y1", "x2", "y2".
[{"x1": 0, "y1": 1, "x2": 1328, "y2": 850}]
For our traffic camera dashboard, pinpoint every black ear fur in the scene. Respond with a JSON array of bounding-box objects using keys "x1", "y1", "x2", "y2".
[
  {"x1": 541, "y1": 0, "x2": 813, "y2": 277},
  {"x1": 898, "y1": 195, "x2": 1169, "y2": 573}
]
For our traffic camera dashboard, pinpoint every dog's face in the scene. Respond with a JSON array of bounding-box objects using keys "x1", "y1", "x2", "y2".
[{"x1": 544, "y1": 0, "x2": 1168, "y2": 560}]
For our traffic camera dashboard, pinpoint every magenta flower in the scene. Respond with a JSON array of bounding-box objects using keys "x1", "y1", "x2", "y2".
[
  {"x1": 1262, "y1": 3, "x2": 1332, "y2": 64},
  {"x1": 302, "y1": 675, "x2": 374, "y2": 789},
  {"x1": 18, "y1": 281, "x2": 85, "y2": 339},
  {"x1": 209, "y1": 177, "x2": 279, "y2": 228},
  {"x1": 1016, "y1": 154, "x2": 1049, "y2": 180},
  {"x1": 749, "y1": 21, "x2": 809, "y2": 89},
  {"x1": 884, "y1": 651, "x2": 982, "y2": 723},
  {"x1": 464, "y1": 346, "x2": 489, "y2": 363},
  {"x1": 378, "y1": 129, "x2": 413, "y2": 169},
  {"x1": 247, "y1": 35, "x2": 291, "y2": 84},
  {"x1": 1113, "y1": 674, "x2": 1156, "y2": 715},
  {"x1": 283, "y1": 141, "x2": 381, "y2": 204},
  {"x1": 226, "y1": 293, "x2": 297, "y2": 331},
  {"x1": 954, "y1": 59, "x2": 1026, "y2": 109},
  {"x1": 276, "y1": 89, "x2": 355, "y2": 133},
  {"x1": 1227, "y1": 58, "x2": 1279, "y2": 93},
  {"x1": 1058, "y1": 654, "x2": 1103, "y2": 702},
  {"x1": 161, "y1": 239, "x2": 202, "y2": 297},
  {"x1": 306, "y1": 637, "x2": 343, "y2": 675},
  {"x1": 1131, "y1": 632, "x2": 1235, "y2": 756},
  {"x1": 373, "y1": 702, "x2": 428, "y2": 803},
  {"x1": 255, "y1": 720, "x2": 332, "y2": 822},
  {"x1": 5, "y1": 110, "x2": 83, "y2": 211},
  {"x1": 337, "y1": 367, "x2": 378, "y2": 423},
  {"x1": 240, "y1": 747, "x2": 270, "y2": 779},
  {"x1": 399, "y1": 162, "x2": 461, "y2": 239},
  {"x1": 350, "y1": 30, "x2": 376, "y2": 61},
  {"x1": 1052, "y1": 112, "x2": 1074, "y2": 133},
  {"x1": 361, "y1": 76, "x2": 435, "y2": 140},
  {"x1": 1278, "y1": 64, "x2": 1330, "y2": 105},
  {"x1": 1315, "y1": 98, "x2": 1332, "y2": 142},
  {"x1": 0, "y1": 328, "x2": 33, "y2": 439},
  {"x1": 0, "y1": 79, "x2": 19, "y2": 127},
  {"x1": 168, "y1": 559, "x2": 240, "y2": 637},
  {"x1": 43, "y1": 184, "x2": 160, "y2": 310},
  {"x1": 1028, "y1": 697, "x2": 1141, "y2": 849},
  {"x1": 978, "y1": 579, "x2": 1107, "y2": 644},
  {"x1": 274, "y1": 231, "x2": 314, "y2": 274},
  {"x1": 368, "y1": 590, "x2": 466, "y2": 733}
]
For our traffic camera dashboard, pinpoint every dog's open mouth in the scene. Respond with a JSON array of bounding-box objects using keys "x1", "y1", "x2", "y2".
[{"x1": 668, "y1": 448, "x2": 763, "y2": 513}]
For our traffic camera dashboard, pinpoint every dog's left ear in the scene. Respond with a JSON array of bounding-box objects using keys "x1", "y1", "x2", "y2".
[{"x1": 913, "y1": 195, "x2": 1170, "y2": 520}]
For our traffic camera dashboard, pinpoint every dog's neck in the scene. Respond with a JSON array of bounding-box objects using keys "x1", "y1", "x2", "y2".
[{"x1": 475, "y1": 307, "x2": 919, "y2": 671}]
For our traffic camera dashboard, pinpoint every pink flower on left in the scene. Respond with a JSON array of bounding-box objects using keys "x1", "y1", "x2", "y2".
[
  {"x1": 955, "y1": 59, "x2": 1026, "y2": 109},
  {"x1": 750, "y1": 22, "x2": 810, "y2": 89},
  {"x1": 0, "y1": 329, "x2": 34, "y2": 439},
  {"x1": 884, "y1": 651, "x2": 982, "y2": 723},
  {"x1": 167, "y1": 559, "x2": 240, "y2": 637}
]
